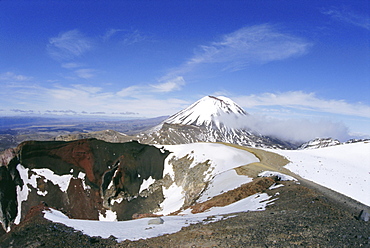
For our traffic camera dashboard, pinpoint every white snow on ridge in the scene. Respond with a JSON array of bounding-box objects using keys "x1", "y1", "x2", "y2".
[
  {"x1": 197, "y1": 169, "x2": 252, "y2": 203},
  {"x1": 165, "y1": 96, "x2": 247, "y2": 127},
  {"x1": 162, "y1": 143, "x2": 259, "y2": 173},
  {"x1": 44, "y1": 193, "x2": 273, "y2": 242},
  {"x1": 275, "y1": 141, "x2": 370, "y2": 206},
  {"x1": 157, "y1": 143, "x2": 259, "y2": 214}
]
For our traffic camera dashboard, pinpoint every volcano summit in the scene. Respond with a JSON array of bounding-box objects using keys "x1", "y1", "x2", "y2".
[{"x1": 141, "y1": 96, "x2": 295, "y2": 149}]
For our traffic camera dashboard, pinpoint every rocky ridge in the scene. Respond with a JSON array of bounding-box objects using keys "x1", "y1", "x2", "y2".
[{"x1": 299, "y1": 137, "x2": 369, "y2": 149}]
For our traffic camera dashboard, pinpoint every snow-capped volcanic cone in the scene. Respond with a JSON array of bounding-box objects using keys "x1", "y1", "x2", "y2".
[
  {"x1": 141, "y1": 96, "x2": 295, "y2": 149},
  {"x1": 165, "y1": 95, "x2": 247, "y2": 127}
]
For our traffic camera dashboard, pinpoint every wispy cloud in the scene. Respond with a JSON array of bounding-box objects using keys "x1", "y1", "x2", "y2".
[
  {"x1": 322, "y1": 7, "x2": 370, "y2": 30},
  {"x1": 0, "y1": 72, "x2": 33, "y2": 81},
  {"x1": 158, "y1": 24, "x2": 311, "y2": 89},
  {"x1": 234, "y1": 91, "x2": 370, "y2": 118},
  {"x1": 151, "y1": 76, "x2": 186, "y2": 92},
  {"x1": 116, "y1": 85, "x2": 144, "y2": 98},
  {"x1": 158, "y1": 24, "x2": 312, "y2": 92},
  {"x1": 61, "y1": 62, "x2": 84, "y2": 69},
  {"x1": 47, "y1": 29, "x2": 93, "y2": 61},
  {"x1": 188, "y1": 24, "x2": 311, "y2": 71},
  {"x1": 74, "y1": 69, "x2": 96, "y2": 79},
  {"x1": 103, "y1": 28, "x2": 149, "y2": 45},
  {"x1": 122, "y1": 29, "x2": 148, "y2": 45},
  {"x1": 0, "y1": 81, "x2": 188, "y2": 117},
  {"x1": 102, "y1": 28, "x2": 124, "y2": 41}
]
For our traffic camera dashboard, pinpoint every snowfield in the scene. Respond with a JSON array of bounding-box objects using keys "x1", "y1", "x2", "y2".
[
  {"x1": 275, "y1": 141, "x2": 370, "y2": 206},
  {"x1": 44, "y1": 192, "x2": 273, "y2": 242},
  {"x1": 157, "y1": 143, "x2": 258, "y2": 214}
]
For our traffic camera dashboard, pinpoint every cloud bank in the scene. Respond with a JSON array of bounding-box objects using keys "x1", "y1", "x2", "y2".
[
  {"x1": 219, "y1": 112, "x2": 350, "y2": 143},
  {"x1": 234, "y1": 91, "x2": 370, "y2": 118}
]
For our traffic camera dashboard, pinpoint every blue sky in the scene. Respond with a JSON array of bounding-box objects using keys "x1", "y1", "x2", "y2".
[{"x1": 0, "y1": 0, "x2": 369, "y2": 140}]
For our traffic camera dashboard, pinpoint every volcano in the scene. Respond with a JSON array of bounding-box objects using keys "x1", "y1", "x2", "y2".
[{"x1": 141, "y1": 96, "x2": 295, "y2": 149}]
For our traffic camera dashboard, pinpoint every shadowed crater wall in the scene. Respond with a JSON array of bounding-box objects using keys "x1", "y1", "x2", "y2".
[{"x1": 0, "y1": 139, "x2": 170, "y2": 232}]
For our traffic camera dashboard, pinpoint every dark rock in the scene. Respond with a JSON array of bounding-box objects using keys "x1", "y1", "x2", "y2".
[
  {"x1": 148, "y1": 217, "x2": 164, "y2": 225},
  {"x1": 358, "y1": 210, "x2": 369, "y2": 222}
]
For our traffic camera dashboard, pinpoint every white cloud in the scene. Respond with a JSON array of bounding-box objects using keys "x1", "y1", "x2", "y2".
[
  {"x1": 157, "y1": 24, "x2": 311, "y2": 88},
  {"x1": 47, "y1": 29, "x2": 93, "y2": 60},
  {"x1": 219, "y1": 112, "x2": 350, "y2": 143},
  {"x1": 102, "y1": 28, "x2": 124, "y2": 41},
  {"x1": 74, "y1": 69, "x2": 96, "y2": 79},
  {"x1": 151, "y1": 76, "x2": 186, "y2": 92},
  {"x1": 7, "y1": 83, "x2": 188, "y2": 117},
  {"x1": 122, "y1": 30, "x2": 148, "y2": 45},
  {"x1": 234, "y1": 91, "x2": 370, "y2": 118},
  {"x1": 0, "y1": 72, "x2": 32, "y2": 81},
  {"x1": 1, "y1": 79, "x2": 368, "y2": 140},
  {"x1": 61, "y1": 62, "x2": 84, "y2": 69},
  {"x1": 322, "y1": 7, "x2": 370, "y2": 30},
  {"x1": 102, "y1": 28, "x2": 149, "y2": 45},
  {"x1": 116, "y1": 85, "x2": 144, "y2": 97},
  {"x1": 188, "y1": 24, "x2": 311, "y2": 71}
]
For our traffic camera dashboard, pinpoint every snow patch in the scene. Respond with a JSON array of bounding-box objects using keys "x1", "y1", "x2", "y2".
[
  {"x1": 15, "y1": 164, "x2": 38, "y2": 224},
  {"x1": 44, "y1": 192, "x2": 272, "y2": 242},
  {"x1": 198, "y1": 169, "x2": 252, "y2": 203},
  {"x1": 99, "y1": 210, "x2": 117, "y2": 222},
  {"x1": 269, "y1": 183, "x2": 285, "y2": 190},
  {"x1": 77, "y1": 172, "x2": 90, "y2": 190},
  {"x1": 157, "y1": 184, "x2": 184, "y2": 215},
  {"x1": 139, "y1": 176, "x2": 156, "y2": 194},
  {"x1": 157, "y1": 143, "x2": 259, "y2": 214},
  {"x1": 32, "y1": 168, "x2": 73, "y2": 192}
]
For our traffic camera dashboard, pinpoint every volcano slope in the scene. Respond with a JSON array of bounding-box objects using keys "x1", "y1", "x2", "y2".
[{"x1": 0, "y1": 142, "x2": 369, "y2": 247}]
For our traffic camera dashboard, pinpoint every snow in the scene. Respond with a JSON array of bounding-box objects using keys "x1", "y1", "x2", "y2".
[
  {"x1": 163, "y1": 143, "x2": 259, "y2": 173},
  {"x1": 15, "y1": 164, "x2": 38, "y2": 224},
  {"x1": 32, "y1": 168, "x2": 73, "y2": 192},
  {"x1": 77, "y1": 172, "x2": 90, "y2": 190},
  {"x1": 269, "y1": 183, "x2": 285, "y2": 190},
  {"x1": 197, "y1": 169, "x2": 252, "y2": 203},
  {"x1": 139, "y1": 176, "x2": 156, "y2": 194},
  {"x1": 14, "y1": 164, "x2": 92, "y2": 225},
  {"x1": 99, "y1": 210, "x2": 117, "y2": 222},
  {"x1": 157, "y1": 143, "x2": 259, "y2": 214},
  {"x1": 157, "y1": 183, "x2": 185, "y2": 215},
  {"x1": 165, "y1": 96, "x2": 246, "y2": 127},
  {"x1": 275, "y1": 141, "x2": 370, "y2": 206},
  {"x1": 44, "y1": 192, "x2": 273, "y2": 242}
]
